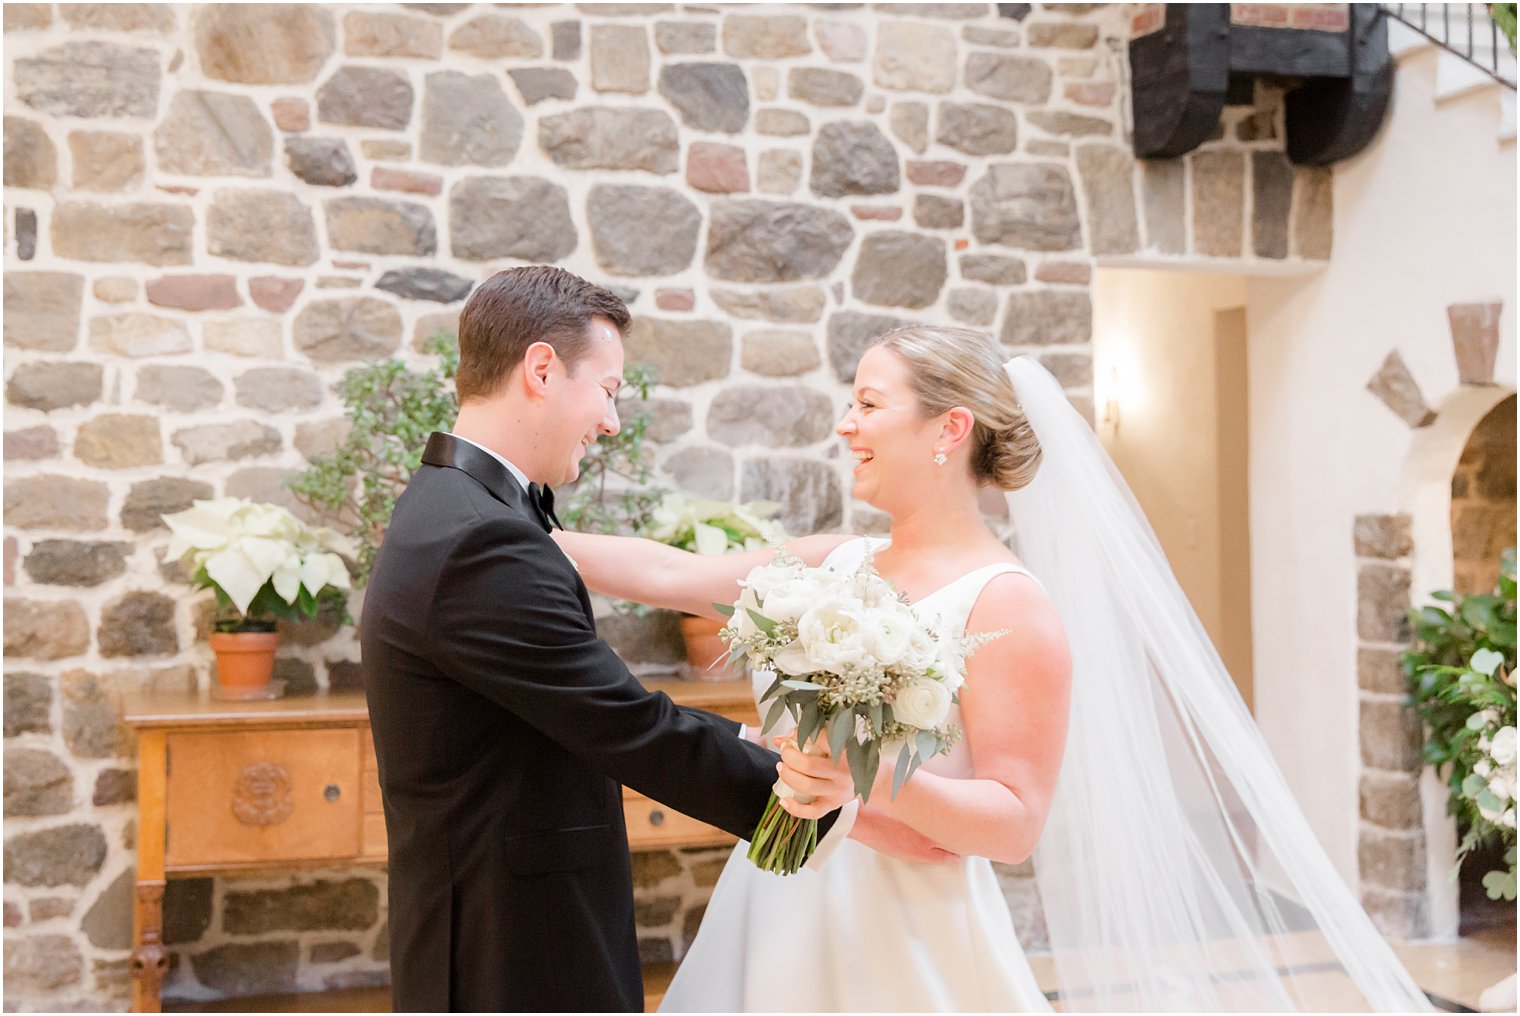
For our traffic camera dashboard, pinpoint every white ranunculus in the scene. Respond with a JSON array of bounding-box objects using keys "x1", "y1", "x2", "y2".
[
  {"x1": 894, "y1": 678, "x2": 953, "y2": 729},
  {"x1": 771, "y1": 641, "x2": 815, "y2": 677},
  {"x1": 1489, "y1": 726, "x2": 1517, "y2": 767},
  {"x1": 903, "y1": 626, "x2": 938, "y2": 672}
]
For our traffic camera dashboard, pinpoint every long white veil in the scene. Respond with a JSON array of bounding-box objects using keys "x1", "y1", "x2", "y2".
[{"x1": 1003, "y1": 356, "x2": 1431, "y2": 1012}]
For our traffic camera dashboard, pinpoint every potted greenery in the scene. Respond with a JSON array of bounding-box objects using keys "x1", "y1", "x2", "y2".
[
  {"x1": 163, "y1": 498, "x2": 352, "y2": 699},
  {"x1": 646, "y1": 494, "x2": 787, "y2": 678}
]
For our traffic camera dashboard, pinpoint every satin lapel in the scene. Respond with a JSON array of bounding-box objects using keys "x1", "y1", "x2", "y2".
[{"x1": 420, "y1": 432, "x2": 536, "y2": 522}]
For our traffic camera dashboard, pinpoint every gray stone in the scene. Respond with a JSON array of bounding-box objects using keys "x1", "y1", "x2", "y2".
[
  {"x1": 1361, "y1": 887, "x2": 1429, "y2": 940},
  {"x1": 789, "y1": 68, "x2": 863, "y2": 106},
  {"x1": 293, "y1": 298, "x2": 402, "y2": 365},
  {"x1": 1000, "y1": 290, "x2": 1091, "y2": 346},
  {"x1": 658, "y1": 63, "x2": 749, "y2": 133},
  {"x1": 970, "y1": 163, "x2": 1082, "y2": 250},
  {"x1": 1448, "y1": 303, "x2": 1504, "y2": 386},
  {"x1": 1358, "y1": 828, "x2": 1425, "y2": 892},
  {"x1": 1360, "y1": 772, "x2": 1422, "y2": 829},
  {"x1": 1354, "y1": 514, "x2": 1414, "y2": 560},
  {"x1": 344, "y1": 10, "x2": 440, "y2": 57},
  {"x1": 644, "y1": 399, "x2": 694, "y2": 442},
  {"x1": 194, "y1": 5, "x2": 335, "y2": 84},
  {"x1": 1192, "y1": 150, "x2": 1245, "y2": 257},
  {"x1": 639, "y1": 937, "x2": 675, "y2": 965},
  {"x1": 23, "y1": 541, "x2": 129, "y2": 587},
  {"x1": 225, "y1": 468, "x2": 323, "y2": 526},
  {"x1": 81, "y1": 869, "x2": 134, "y2": 950},
  {"x1": 1026, "y1": 110, "x2": 1111, "y2": 136},
  {"x1": 1357, "y1": 647, "x2": 1407, "y2": 696},
  {"x1": 224, "y1": 879, "x2": 381, "y2": 933},
  {"x1": 541, "y1": 108, "x2": 679, "y2": 173},
  {"x1": 15, "y1": 41, "x2": 159, "y2": 118},
  {"x1": 52, "y1": 202, "x2": 193, "y2": 266},
  {"x1": 284, "y1": 138, "x2": 357, "y2": 187},
  {"x1": 1293, "y1": 166, "x2": 1333, "y2": 260},
  {"x1": 4, "y1": 749, "x2": 73, "y2": 817},
  {"x1": 756, "y1": 108, "x2": 810, "y2": 137},
  {"x1": 960, "y1": 254, "x2": 1027, "y2": 285},
  {"x1": 99, "y1": 592, "x2": 177, "y2": 658},
  {"x1": 327, "y1": 659, "x2": 364, "y2": 692},
  {"x1": 810, "y1": 121, "x2": 900, "y2": 198},
  {"x1": 588, "y1": 185, "x2": 701, "y2": 277},
  {"x1": 317, "y1": 66, "x2": 413, "y2": 130},
  {"x1": 1027, "y1": 21, "x2": 1099, "y2": 48},
  {"x1": 163, "y1": 878, "x2": 213, "y2": 944},
  {"x1": 4, "y1": 824, "x2": 107, "y2": 886},
  {"x1": 420, "y1": 71, "x2": 523, "y2": 168},
  {"x1": 235, "y1": 367, "x2": 325, "y2": 412},
  {"x1": 509, "y1": 68, "x2": 576, "y2": 105},
  {"x1": 92, "y1": 768, "x2": 136, "y2": 806},
  {"x1": 191, "y1": 941, "x2": 300, "y2": 997},
  {"x1": 827, "y1": 311, "x2": 910, "y2": 382},
  {"x1": 591, "y1": 24, "x2": 650, "y2": 93},
  {"x1": 1076, "y1": 145, "x2": 1139, "y2": 256},
  {"x1": 1366, "y1": 351, "x2": 1435, "y2": 429},
  {"x1": 4, "y1": 672, "x2": 52, "y2": 737},
  {"x1": 964, "y1": 25, "x2": 1020, "y2": 47},
  {"x1": 87, "y1": 312, "x2": 192, "y2": 357},
  {"x1": 756, "y1": 149, "x2": 801, "y2": 195},
  {"x1": 5, "y1": 426, "x2": 60, "y2": 461},
  {"x1": 936, "y1": 102, "x2": 1018, "y2": 156},
  {"x1": 294, "y1": 418, "x2": 352, "y2": 460},
  {"x1": 552, "y1": 19, "x2": 581, "y2": 59},
  {"x1": 1252, "y1": 150, "x2": 1292, "y2": 259},
  {"x1": 325, "y1": 197, "x2": 435, "y2": 257},
  {"x1": 1357, "y1": 563, "x2": 1412, "y2": 643},
  {"x1": 1141, "y1": 159, "x2": 1186, "y2": 255},
  {"x1": 3, "y1": 934, "x2": 83, "y2": 993},
  {"x1": 948, "y1": 288, "x2": 998, "y2": 326},
  {"x1": 1038, "y1": 350, "x2": 1092, "y2": 387},
  {"x1": 6, "y1": 475, "x2": 108, "y2": 531},
  {"x1": 4, "y1": 118, "x2": 55, "y2": 189},
  {"x1": 740, "y1": 459, "x2": 843, "y2": 533},
  {"x1": 708, "y1": 386, "x2": 835, "y2": 447},
  {"x1": 6, "y1": 362, "x2": 102, "y2": 411},
  {"x1": 914, "y1": 194, "x2": 964, "y2": 229},
  {"x1": 852, "y1": 232, "x2": 946, "y2": 309},
  {"x1": 4, "y1": 272, "x2": 83, "y2": 352},
  {"x1": 889, "y1": 101, "x2": 929, "y2": 154},
  {"x1": 661, "y1": 447, "x2": 736, "y2": 500},
  {"x1": 135, "y1": 365, "x2": 223, "y2": 412},
  {"x1": 376, "y1": 268, "x2": 473, "y2": 304},
  {"x1": 121, "y1": 477, "x2": 213, "y2": 532},
  {"x1": 155, "y1": 91, "x2": 273, "y2": 177},
  {"x1": 172, "y1": 420, "x2": 282, "y2": 465},
  {"x1": 624, "y1": 318, "x2": 733, "y2": 387},
  {"x1": 656, "y1": 21, "x2": 715, "y2": 54},
  {"x1": 449, "y1": 14, "x2": 542, "y2": 58},
  {"x1": 636, "y1": 895, "x2": 681, "y2": 926},
  {"x1": 723, "y1": 14, "x2": 810, "y2": 58},
  {"x1": 74, "y1": 414, "x2": 162, "y2": 469},
  {"x1": 712, "y1": 286, "x2": 826, "y2": 323},
  {"x1": 1360, "y1": 698, "x2": 1422, "y2": 772},
  {"x1": 966, "y1": 52, "x2": 1051, "y2": 103},
  {"x1": 311, "y1": 942, "x2": 362, "y2": 964},
  {"x1": 741, "y1": 330, "x2": 821, "y2": 376},
  {"x1": 706, "y1": 201, "x2": 853, "y2": 283},
  {"x1": 874, "y1": 20, "x2": 956, "y2": 93},
  {"x1": 450, "y1": 176, "x2": 577, "y2": 261},
  {"x1": 207, "y1": 189, "x2": 319, "y2": 266}
]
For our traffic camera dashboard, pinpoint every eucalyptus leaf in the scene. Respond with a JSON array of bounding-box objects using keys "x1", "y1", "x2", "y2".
[
  {"x1": 892, "y1": 743, "x2": 913, "y2": 799},
  {"x1": 712, "y1": 601, "x2": 736, "y2": 617},
  {"x1": 781, "y1": 680, "x2": 824, "y2": 691},
  {"x1": 747, "y1": 608, "x2": 779, "y2": 636},
  {"x1": 1471, "y1": 648, "x2": 1505, "y2": 677},
  {"x1": 763, "y1": 697, "x2": 788, "y2": 735},
  {"x1": 916, "y1": 729, "x2": 938, "y2": 761},
  {"x1": 828, "y1": 708, "x2": 854, "y2": 759},
  {"x1": 846, "y1": 738, "x2": 870, "y2": 801}
]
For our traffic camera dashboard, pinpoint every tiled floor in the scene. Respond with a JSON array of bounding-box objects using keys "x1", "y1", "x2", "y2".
[{"x1": 169, "y1": 925, "x2": 1516, "y2": 1013}]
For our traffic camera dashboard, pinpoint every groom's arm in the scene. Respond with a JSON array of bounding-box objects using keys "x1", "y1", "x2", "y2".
[{"x1": 427, "y1": 513, "x2": 848, "y2": 842}]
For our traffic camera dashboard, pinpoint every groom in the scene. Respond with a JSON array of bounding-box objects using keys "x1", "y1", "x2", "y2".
[{"x1": 362, "y1": 266, "x2": 857, "y2": 1013}]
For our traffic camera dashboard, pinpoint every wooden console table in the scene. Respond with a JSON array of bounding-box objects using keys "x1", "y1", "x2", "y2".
[{"x1": 122, "y1": 679, "x2": 758, "y2": 1013}]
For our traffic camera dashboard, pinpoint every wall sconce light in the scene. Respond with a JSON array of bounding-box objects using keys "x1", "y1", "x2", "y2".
[{"x1": 1102, "y1": 367, "x2": 1121, "y2": 435}]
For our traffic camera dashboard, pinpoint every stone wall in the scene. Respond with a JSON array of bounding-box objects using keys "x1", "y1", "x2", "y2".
[
  {"x1": 1450, "y1": 394, "x2": 1516, "y2": 596},
  {"x1": 3, "y1": 3, "x2": 1317, "y2": 1008}
]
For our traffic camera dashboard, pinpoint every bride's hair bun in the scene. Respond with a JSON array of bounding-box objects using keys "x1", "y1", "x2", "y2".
[{"x1": 869, "y1": 326, "x2": 1042, "y2": 491}]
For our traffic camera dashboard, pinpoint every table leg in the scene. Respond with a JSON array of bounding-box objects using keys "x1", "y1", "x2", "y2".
[
  {"x1": 129, "y1": 881, "x2": 168, "y2": 1012},
  {"x1": 131, "y1": 730, "x2": 168, "y2": 1013}
]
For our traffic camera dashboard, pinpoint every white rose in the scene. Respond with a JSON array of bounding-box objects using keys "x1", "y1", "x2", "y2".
[
  {"x1": 1490, "y1": 726, "x2": 1517, "y2": 767},
  {"x1": 893, "y1": 678, "x2": 952, "y2": 729}
]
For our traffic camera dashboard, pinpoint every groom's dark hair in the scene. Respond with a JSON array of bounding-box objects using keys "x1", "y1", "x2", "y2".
[{"x1": 455, "y1": 266, "x2": 630, "y2": 403}]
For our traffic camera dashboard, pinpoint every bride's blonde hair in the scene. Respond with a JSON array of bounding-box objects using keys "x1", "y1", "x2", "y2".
[{"x1": 869, "y1": 326, "x2": 1042, "y2": 491}]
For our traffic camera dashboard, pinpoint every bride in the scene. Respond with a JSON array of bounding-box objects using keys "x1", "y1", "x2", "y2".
[{"x1": 553, "y1": 326, "x2": 1432, "y2": 1012}]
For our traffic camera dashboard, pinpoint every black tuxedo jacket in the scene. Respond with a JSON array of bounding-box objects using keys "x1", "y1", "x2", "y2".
[{"x1": 362, "y1": 432, "x2": 811, "y2": 1012}]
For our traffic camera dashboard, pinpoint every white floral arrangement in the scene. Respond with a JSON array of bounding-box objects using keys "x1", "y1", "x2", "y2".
[
  {"x1": 647, "y1": 493, "x2": 786, "y2": 556},
  {"x1": 718, "y1": 547, "x2": 1003, "y2": 874},
  {"x1": 1458, "y1": 647, "x2": 1517, "y2": 901},
  {"x1": 162, "y1": 498, "x2": 353, "y2": 630}
]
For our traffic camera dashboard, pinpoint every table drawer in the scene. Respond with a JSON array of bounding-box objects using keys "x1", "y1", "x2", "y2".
[
  {"x1": 623, "y1": 794, "x2": 736, "y2": 850},
  {"x1": 165, "y1": 728, "x2": 361, "y2": 867}
]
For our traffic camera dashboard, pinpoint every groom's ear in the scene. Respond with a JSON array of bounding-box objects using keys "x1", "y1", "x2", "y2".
[{"x1": 521, "y1": 341, "x2": 556, "y2": 399}]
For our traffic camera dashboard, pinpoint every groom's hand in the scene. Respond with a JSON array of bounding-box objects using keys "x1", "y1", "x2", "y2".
[{"x1": 775, "y1": 739, "x2": 855, "y2": 819}]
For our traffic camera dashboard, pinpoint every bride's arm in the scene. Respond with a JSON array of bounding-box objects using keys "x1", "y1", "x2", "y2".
[
  {"x1": 862, "y1": 574, "x2": 1072, "y2": 864},
  {"x1": 551, "y1": 530, "x2": 855, "y2": 618}
]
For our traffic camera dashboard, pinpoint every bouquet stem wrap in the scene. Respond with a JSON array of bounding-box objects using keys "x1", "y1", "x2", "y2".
[{"x1": 746, "y1": 739, "x2": 821, "y2": 876}]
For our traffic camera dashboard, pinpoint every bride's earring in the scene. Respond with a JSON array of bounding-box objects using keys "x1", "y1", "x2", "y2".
[{"x1": 933, "y1": 450, "x2": 947, "y2": 466}]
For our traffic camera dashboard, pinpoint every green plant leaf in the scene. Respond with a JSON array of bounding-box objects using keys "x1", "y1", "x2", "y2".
[
  {"x1": 827, "y1": 708, "x2": 854, "y2": 759},
  {"x1": 762, "y1": 697, "x2": 788, "y2": 735},
  {"x1": 711, "y1": 601, "x2": 736, "y2": 617},
  {"x1": 746, "y1": 608, "x2": 778, "y2": 637},
  {"x1": 891, "y1": 743, "x2": 913, "y2": 799}
]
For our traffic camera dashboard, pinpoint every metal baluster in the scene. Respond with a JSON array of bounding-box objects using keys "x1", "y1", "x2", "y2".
[
  {"x1": 1466, "y1": 3, "x2": 1473, "y2": 60},
  {"x1": 1493, "y1": 10, "x2": 1501, "y2": 75}
]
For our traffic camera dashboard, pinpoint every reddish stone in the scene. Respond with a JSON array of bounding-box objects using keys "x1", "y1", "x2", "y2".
[
  {"x1": 655, "y1": 289, "x2": 695, "y2": 312},
  {"x1": 905, "y1": 160, "x2": 967, "y2": 187},
  {"x1": 145, "y1": 275, "x2": 241, "y2": 312},
  {"x1": 249, "y1": 277, "x2": 304, "y2": 314},
  {"x1": 1064, "y1": 81, "x2": 1115, "y2": 107},
  {"x1": 272, "y1": 98, "x2": 310, "y2": 133},
  {"x1": 1035, "y1": 260, "x2": 1092, "y2": 285},
  {"x1": 686, "y1": 142, "x2": 749, "y2": 194},
  {"x1": 156, "y1": 184, "x2": 198, "y2": 196},
  {"x1": 850, "y1": 205, "x2": 902, "y2": 221},
  {"x1": 1447, "y1": 302, "x2": 1503, "y2": 386},
  {"x1": 953, "y1": 238, "x2": 970, "y2": 250},
  {"x1": 5, "y1": 536, "x2": 16, "y2": 586},
  {"x1": 372, "y1": 166, "x2": 443, "y2": 196}
]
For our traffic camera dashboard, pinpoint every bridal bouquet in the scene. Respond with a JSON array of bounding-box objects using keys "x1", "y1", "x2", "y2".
[{"x1": 717, "y1": 547, "x2": 1002, "y2": 875}]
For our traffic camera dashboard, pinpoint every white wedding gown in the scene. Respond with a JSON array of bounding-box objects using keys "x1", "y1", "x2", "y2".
[{"x1": 660, "y1": 537, "x2": 1054, "y2": 1013}]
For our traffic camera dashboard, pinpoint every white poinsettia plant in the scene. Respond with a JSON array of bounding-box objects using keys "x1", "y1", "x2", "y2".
[
  {"x1": 162, "y1": 498, "x2": 353, "y2": 631},
  {"x1": 646, "y1": 493, "x2": 787, "y2": 556}
]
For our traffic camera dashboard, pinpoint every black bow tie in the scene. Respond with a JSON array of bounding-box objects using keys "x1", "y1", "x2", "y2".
[{"x1": 527, "y1": 483, "x2": 561, "y2": 533}]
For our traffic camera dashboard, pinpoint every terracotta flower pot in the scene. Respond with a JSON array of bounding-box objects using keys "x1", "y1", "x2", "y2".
[
  {"x1": 209, "y1": 630, "x2": 280, "y2": 694},
  {"x1": 679, "y1": 614, "x2": 733, "y2": 681}
]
